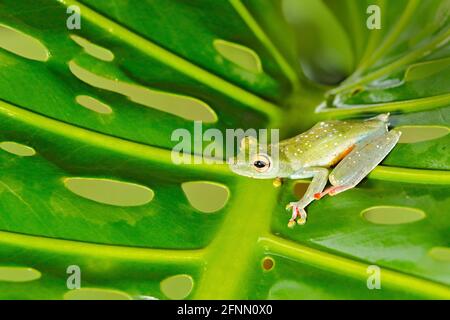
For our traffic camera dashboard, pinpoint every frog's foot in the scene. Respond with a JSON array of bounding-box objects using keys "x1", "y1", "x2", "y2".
[
  {"x1": 314, "y1": 185, "x2": 353, "y2": 199},
  {"x1": 285, "y1": 202, "x2": 307, "y2": 227}
]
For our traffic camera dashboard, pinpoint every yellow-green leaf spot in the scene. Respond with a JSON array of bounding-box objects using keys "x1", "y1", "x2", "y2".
[
  {"x1": 69, "y1": 61, "x2": 217, "y2": 123},
  {"x1": 76, "y1": 95, "x2": 113, "y2": 114},
  {"x1": 64, "y1": 288, "x2": 132, "y2": 300},
  {"x1": 261, "y1": 256, "x2": 275, "y2": 271},
  {"x1": 70, "y1": 34, "x2": 114, "y2": 62},
  {"x1": 361, "y1": 206, "x2": 426, "y2": 225},
  {"x1": 0, "y1": 266, "x2": 41, "y2": 282},
  {"x1": 404, "y1": 57, "x2": 450, "y2": 82},
  {"x1": 213, "y1": 39, "x2": 262, "y2": 73},
  {"x1": 395, "y1": 126, "x2": 449, "y2": 143},
  {"x1": 64, "y1": 177, "x2": 154, "y2": 206},
  {"x1": 428, "y1": 247, "x2": 450, "y2": 262},
  {"x1": 181, "y1": 181, "x2": 229, "y2": 213},
  {"x1": 0, "y1": 24, "x2": 49, "y2": 61},
  {"x1": 0, "y1": 141, "x2": 36, "y2": 157},
  {"x1": 160, "y1": 274, "x2": 193, "y2": 300}
]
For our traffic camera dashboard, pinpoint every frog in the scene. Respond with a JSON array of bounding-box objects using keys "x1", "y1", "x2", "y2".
[{"x1": 229, "y1": 113, "x2": 401, "y2": 228}]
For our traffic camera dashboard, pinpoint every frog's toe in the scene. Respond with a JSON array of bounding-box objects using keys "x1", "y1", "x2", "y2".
[
  {"x1": 287, "y1": 219, "x2": 296, "y2": 228},
  {"x1": 285, "y1": 202, "x2": 296, "y2": 210},
  {"x1": 285, "y1": 202, "x2": 307, "y2": 227},
  {"x1": 297, "y1": 208, "x2": 307, "y2": 225}
]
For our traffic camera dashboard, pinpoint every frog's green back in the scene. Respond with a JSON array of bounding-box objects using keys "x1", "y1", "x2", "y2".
[{"x1": 280, "y1": 118, "x2": 388, "y2": 168}]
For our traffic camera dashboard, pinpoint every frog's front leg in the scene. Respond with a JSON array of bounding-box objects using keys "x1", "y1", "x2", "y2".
[
  {"x1": 315, "y1": 130, "x2": 401, "y2": 199},
  {"x1": 286, "y1": 167, "x2": 329, "y2": 228}
]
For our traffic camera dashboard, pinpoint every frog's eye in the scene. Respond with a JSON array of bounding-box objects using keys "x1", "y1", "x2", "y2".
[{"x1": 252, "y1": 154, "x2": 271, "y2": 173}]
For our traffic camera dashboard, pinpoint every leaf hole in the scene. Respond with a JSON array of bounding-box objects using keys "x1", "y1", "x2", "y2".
[
  {"x1": 213, "y1": 39, "x2": 262, "y2": 73},
  {"x1": 64, "y1": 288, "x2": 132, "y2": 300},
  {"x1": 0, "y1": 141, "x2": 36, "y2": 157},
  {"x1": 0, "y1": 266, "x2": 41, "y2": 282},
  {"x1": 68, "y1": 61, "x2": 217, "y2": 122},
  {"x1": 181, "y1": 181, "x2": 229, "y2": 213},
  {"x1": 395, "y1": 126, "x2": 449, "y2": 143},
  {"x1": 361, "y1": 206, "x2": 426, "y2": 225},
  {"x1": 64, "y1": 177, "x2": 154, "y2": 207},
  {"x1": 76, "y1": 95, "x2": 113, "y2": 114},
  {"x1": 428, "y1": 247, "x2": 450, "y2": 262},
  {"x1": 160, "y1": 274, "x2": 193, "y2": 300},
  {"x1": 0, "y1": 24, "x2": 49, "y2": 61},
  {"x1": 293, "y1": 182, "x2": 310, "y2": 199},
  {"x1": 70, "y1": 34, "x2": 114, "y2": 62}
]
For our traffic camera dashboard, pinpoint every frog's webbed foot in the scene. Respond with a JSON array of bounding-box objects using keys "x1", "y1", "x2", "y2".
[
  {"x1": 286, "y1": 202, "x2": 307, "y2": 228},
  {"x1": 285, "y1": 167, "x2": 329, "y2": 228}
]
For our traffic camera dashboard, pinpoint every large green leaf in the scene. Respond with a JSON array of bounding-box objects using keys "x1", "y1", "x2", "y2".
[{"x1": 0, "y1": 0, "x2": 449, "y2": 300}]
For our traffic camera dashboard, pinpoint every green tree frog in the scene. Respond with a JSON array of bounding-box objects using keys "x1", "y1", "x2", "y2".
[{"x1": 229, "y1": 113, "x2": 401, "y2": 228}]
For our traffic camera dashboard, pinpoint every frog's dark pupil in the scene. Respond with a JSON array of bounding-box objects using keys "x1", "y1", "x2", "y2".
[{"x1": 254, "y1": 160, "x2": 266, "y2": 168}]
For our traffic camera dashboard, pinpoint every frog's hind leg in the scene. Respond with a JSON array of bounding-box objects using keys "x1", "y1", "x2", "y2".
[
  {"x1": 315, "y1": 130, "x2": 401, "y2": 199},
  {"x1": 286, "y1": 167, "x2": 329, "y2": 227}
]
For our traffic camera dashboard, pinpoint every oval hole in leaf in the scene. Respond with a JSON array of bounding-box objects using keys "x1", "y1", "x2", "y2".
[
  {"x1": 181, "y1": 181, "x2": 229, "y2": 213},
  {"x1": 0, "y1": 24, "x2": 49, "y2": 61},
  {"x1": 213, "y1": 39, "x2": 262, "y2": 73},
  {"x1": 64, "y1": 177, "x2": 154, "y2": 206},
  {"x1": 160, "y1": 274, "x2": 193, "y2": 300},
  {"x1": 76, "y1": 95, "x2": 113, "y2": 114},
  {"x1": 395, "y1": 126, "x2": 449, "y2": 143},
  {"x1": 69, "y1": 61, "x2": 217, "y2": 123},
  {"x1": 0, "y1": 266, "x2": 41, "y2": 282},
  {"x1": 64, "y1": 288, "x2": 132, "y2": 300},
  {"x1": 404, "y1": 57, "x2": 450, "y2": 82},
  {"x1": 70, "y1": 34, "x2": 114, "y2": 62},
  {"x1": 428, "y1": 247, "x2": 450, "y2": 262},
  {"x1": 0, "y1": 141, "x2": 36, "y2": 157},
  {"x1": 361, "y1": 206, "x2": 426, "y2": 225},
  {"x1": 293, "y1": 181, "x2": 310, "y2": 199}
]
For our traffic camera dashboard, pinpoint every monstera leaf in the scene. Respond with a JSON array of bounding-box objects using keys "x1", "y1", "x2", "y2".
[{"x1": 0, "y1": 0, "x2": 449, "y2": 299}]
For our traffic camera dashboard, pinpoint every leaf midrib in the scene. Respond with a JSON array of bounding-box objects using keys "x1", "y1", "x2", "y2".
[{"x1": 2, "y1": 98, "x2": 447, "y2": 184}]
